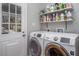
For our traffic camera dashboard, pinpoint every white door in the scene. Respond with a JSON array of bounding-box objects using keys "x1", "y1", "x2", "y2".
[
  {"x1": 0, "y1": 3, "x2": 27, "y2": 56},
  {"x1": 2, "y1": 37, "x2": 26, "y2": 56}
]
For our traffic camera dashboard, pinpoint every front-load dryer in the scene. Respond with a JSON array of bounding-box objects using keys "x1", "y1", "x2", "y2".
[
  {"x1": 44, "y1": 32, "x2": 79, "y2": 56},
  {"x1": 28, "y1": 31, "x2": 45, "y2": 56}
]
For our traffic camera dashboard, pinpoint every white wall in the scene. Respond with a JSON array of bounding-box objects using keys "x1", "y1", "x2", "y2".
[
  {"x1": 27, "y1": 3, "x2": 41, "y2": 34},
  {"x1": 27, "y1": 3, "x2": 42, "y2": 55}
]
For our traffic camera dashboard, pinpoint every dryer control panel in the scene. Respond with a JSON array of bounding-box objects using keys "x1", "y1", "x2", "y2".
[
  {"x1": 60, "y1": 37, "x2": 70, "y2": 44},
  {"x1": 44, "y1": 32, "x2": 79, "y2": 46}
]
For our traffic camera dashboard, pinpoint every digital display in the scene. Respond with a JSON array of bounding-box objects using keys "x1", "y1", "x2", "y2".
[
  {"x1": 60, "y1": 37, "x2": 70, "y2": 43},
  {"x1": 37, "y1": 34, "x2": 41, "y2": 37}
]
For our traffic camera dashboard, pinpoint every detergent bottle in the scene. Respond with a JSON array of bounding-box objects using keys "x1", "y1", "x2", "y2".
[
  {"x1": 64, "y1": 11, "x2": 67, "y2": 21},
  {"x1": 56, "y1": 13, "x2": 60, "y2": 21},
  {"x1": 60, "y1": 13, "x2": 64, "y2": 21},
  {"x1": 67, "y1": 11, "x2": 72, "y2": 21}
]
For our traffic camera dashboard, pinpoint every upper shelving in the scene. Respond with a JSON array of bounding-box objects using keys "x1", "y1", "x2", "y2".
[
  {"x1": 40, "y1": 7, "x2": 73, "y2": 16},
  {"x1": 40, "y1": 19, "x2": 72, "y2": 23},
  {"x1": 40, "y1": 3, "x2": 73, "y2": 24}
]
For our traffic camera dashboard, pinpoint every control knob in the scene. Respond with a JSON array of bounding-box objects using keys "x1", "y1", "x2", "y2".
[{"x1": 53, "y1": 37, "x2": 58, "y2": 41}]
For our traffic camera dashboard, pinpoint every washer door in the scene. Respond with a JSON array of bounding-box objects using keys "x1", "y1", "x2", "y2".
[
  {"x1": 45, "y1": 43, "x2": 69, "y2": 56},
  {"x1": 29, "y1": 37, "x2": 41, "y2": 56}
]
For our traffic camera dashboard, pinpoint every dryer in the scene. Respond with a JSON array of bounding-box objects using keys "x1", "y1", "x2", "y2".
[
  {"x1": 44, "y1": 32, "x2": 79, "y2": 56},
  {"x1": 28, "y1": 31, "x2": 45, "y2": 56}
]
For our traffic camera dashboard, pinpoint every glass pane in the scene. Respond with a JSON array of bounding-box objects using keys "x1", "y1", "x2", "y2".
[
  {"x1": 17, "y1": 6, "x2": 21, "y2": 14},
  {"x1": 16, "y1": 14, "x2": 21, "y2": 23},
  {"x1": 2, "y1": 3, "x2": 9, "y2": 12},
  {"x1": 10, "y1": 24, "x2": 16, "y2": 31},
  {"x1": 10, "y1": 4, "x2": 15, "y2": 13},
  {"x1": 10, "y1": 14, "x2": 15, "y2": 23},
  {"x1": 2, "y1": 12, "x2": 9, "y2": 23},
  {"x1": 17, "y1": 24, "x2": 21, "y2": 32},
  {"x1": 2, "y1": 24, "x2": 9, "y2": 34}
]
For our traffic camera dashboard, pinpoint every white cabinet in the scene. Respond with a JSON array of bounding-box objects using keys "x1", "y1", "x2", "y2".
[
  {"x1": 0, "y1": 42, "x2": 3, "y2": 56},
  {"x1": 0, "y1": 34, "x2": 27, "y2": 56},
  {"x1": 2, "y1": 39, "x2": 23, "y2": 56}
]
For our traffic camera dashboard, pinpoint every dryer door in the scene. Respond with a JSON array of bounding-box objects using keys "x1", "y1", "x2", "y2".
[
  {"x1": 29, "y1": 37, "x2": 41, "y2": 56},
  {"x1": 45, "y1": 43, "x2": 69, "y2": 56}
]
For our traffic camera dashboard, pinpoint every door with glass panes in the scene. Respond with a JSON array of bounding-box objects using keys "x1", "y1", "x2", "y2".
[{"x1": 2, "y1": 3, "x2": 21, "y2": 34}]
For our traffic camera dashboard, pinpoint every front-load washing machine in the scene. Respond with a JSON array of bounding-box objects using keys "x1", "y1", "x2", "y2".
[
  {"x1": 28, "y1": 31, "x2": 45, "y2": 56},
  {"x1": 44, "y1": 32, "x2": 79, "y2": 56}
]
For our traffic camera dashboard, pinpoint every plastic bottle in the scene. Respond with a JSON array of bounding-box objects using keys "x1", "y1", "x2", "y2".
[
  {"x1": 56, "y1": 13, "x2": 60, "y2": 21},
  {"x1": 64, "y1": 11, "x2": 67, "y2": 21},
  {"x1": 43, "y1": 15, "x2": 46, "y2": 22},
  {"x1": 67, "y1": 11, "x2": 72, "y2": 17},
  {"x1": 49, "y1": 14, "x2": 53, "y2": 21},
  {"x1": 50, "y1": 4, "x2": 54, "y2": 12},
  {"x1": 66, "y1": 3, "x2": 72, "y2": 8},
  {"x1": 60, "y1": 3, "x2": 65, "y2": 9},
  {"x1": 47, "y1": 15, "x2": 49, "y2": 22},
  {"x1": 60, "y1": 13, "x2": 64, "y2": 21},
  {"x1": 55, "y1": 3, "x2": 60, "y2": 10},
  {"x1": 46, "y1": 5, "x2": 51, "y2": 12},
  {"x1": 53, "y1": 14, "x2": 56, "y2": 21},
  {"x1": 67, "y1": 11, "x2": 72, "y2": 21}
]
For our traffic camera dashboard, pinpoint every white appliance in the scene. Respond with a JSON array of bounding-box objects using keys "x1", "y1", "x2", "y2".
[
  {"x1": 28, "y1": 31, "x2": 45, "y2": 56},
  {"x1": 44, "y1": 32, "x2": 79, "y2": 56}
]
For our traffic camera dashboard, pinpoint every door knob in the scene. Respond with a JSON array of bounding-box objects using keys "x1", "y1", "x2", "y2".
[{"x1": 22, "y1": 34, "x2": 26, "y2": 37}]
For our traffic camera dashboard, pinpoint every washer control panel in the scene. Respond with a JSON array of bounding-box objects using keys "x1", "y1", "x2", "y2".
[{"x1": 37, "y1": 34, "x2": 41, "y2": 37}]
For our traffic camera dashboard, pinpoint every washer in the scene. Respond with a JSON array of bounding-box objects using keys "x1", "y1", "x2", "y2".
[
  {"x1": 28, "y1": 31, "x2": 45, "y2": 56},
  {"x1": 44, "y1": 32, "x2": 79, "y2": 56}
]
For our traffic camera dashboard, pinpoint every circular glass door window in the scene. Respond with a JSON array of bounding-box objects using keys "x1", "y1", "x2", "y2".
[
  {"x1": 29, "y1": 37, "x2": 41, "y2": 56},
  {"x1": 45, "y1": 43, "x2": 69, "y2": 56}
]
